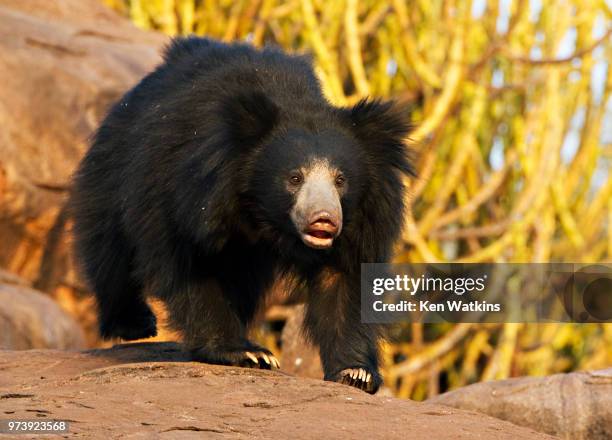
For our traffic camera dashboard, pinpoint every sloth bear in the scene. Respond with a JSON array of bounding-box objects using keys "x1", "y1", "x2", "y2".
[{"x1": 71, "y1": 37, "x2": 413, "y2": 394}]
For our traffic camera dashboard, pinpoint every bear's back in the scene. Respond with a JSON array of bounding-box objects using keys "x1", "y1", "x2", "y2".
[{"x1": 156, "y1": 37, "x2": 325, "y2": 111}]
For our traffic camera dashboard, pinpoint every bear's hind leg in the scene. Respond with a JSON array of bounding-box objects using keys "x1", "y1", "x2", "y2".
[
  {"x1": 78, "y1": 224, "x2": 157, "y2": 341},
  {"x1": 98, "y1": 279, "x2": 157, "y2": 341},
  {"x1": 164, "y1": 277, "x2": 279, "y2": 370}
]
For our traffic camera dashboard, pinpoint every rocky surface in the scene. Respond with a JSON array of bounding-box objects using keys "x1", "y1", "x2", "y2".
[
  {"x1": 0, "y1": 0, "x2": 166, "y2": 293},
  {"x1": 0, "y1": 269, "x2": 29, "y2": 287},
  {"x1": 0, "y1": 0, "x2": 168, "y2": 345},
  {"x1": 432, "y1": 369, "x2": 612, "y2": 440},
  {"x1": 0, "y1": 343, "x2": 557, "y2": 439},
  {"x1": 0, "y1": 280, "x2": 85, "y2": 350}
]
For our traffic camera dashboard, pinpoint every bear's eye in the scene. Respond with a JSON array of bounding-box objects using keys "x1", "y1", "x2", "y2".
[
  {"x1": 289, "y1": 173, "x2": 303, "y2": 185},
  {"x1": 335, "y1": 175, "x2": 346, "y2": 187}
]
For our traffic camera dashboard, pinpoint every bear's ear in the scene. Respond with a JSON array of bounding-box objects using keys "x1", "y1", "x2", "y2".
[
  {"x1": 222, "y1": 92, "x2": 279, "y2": 146},
  {"x1": 341, "y1": 99, "x2": 416, "y2": 176}
]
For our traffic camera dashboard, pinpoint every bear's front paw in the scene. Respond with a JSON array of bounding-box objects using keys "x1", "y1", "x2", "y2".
[
  {"x1": 191, "y1": 346, "x2": 280, "y2": 370},
  {"x1": 332, "y1": 368, "x2": 381, "y2": 394},
  {"x1": 242, "y1": 350, "x2": 281, "y2": 370}
]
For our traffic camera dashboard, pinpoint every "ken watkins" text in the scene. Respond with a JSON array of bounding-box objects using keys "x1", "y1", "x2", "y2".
[{"x1": 373, "y1": 300, "x2": 501, "y2": 313}]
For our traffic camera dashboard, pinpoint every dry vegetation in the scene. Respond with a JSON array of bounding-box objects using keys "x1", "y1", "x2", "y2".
[{"x1": 102, "y1": 0, "x2": 611, "y2": 399}]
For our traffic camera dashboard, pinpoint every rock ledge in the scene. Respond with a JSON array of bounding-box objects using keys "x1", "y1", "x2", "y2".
[{"x1": 0, "y1": 343, "x2": 556, "y2": 439}]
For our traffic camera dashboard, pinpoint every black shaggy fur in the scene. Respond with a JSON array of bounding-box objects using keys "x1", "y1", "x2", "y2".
[{"x1": 71, "y1": 37, "x2": 414, "y2": 394}]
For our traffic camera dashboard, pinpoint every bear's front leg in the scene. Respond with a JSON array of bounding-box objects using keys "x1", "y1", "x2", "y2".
[
  {"x1": 162, "y1": 277, "x2": 280, "y2": 370},
  {"x1": 302, "y1": 268, "x2": 382, "y2": 394}
]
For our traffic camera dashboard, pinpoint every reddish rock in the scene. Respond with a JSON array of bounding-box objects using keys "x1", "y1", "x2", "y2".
[
  {"x1": 432, "y1": 369, "x2": 612, "y2": 440},
  {"x1": 0, "y1": 268, "x2": 29, "y2": 286},
  {"x1": 0, "y1": 343, "x2": 556, "y2": 439},
  {"x1": 0, "y1": 281, "x2": 85, "y2": 350},
  {"x1": 0, "y1": 0, "x2": 166, "y2": 292}
]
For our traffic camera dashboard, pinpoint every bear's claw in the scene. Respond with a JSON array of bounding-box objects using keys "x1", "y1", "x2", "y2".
[
  {"x1": 191, "y1": 346, "x2": 280, "y2": 370},
  {"x1": 338, "y1": 368, "x2": 377, "y2": 393},
  {"x1": 244, "y1": 351, "x2": 281, "y2": 370}
]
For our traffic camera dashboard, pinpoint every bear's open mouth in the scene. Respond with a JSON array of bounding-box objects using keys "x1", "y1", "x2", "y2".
[
  {"x1": 302, "y1": 221, "x2": 338, "y2": 249},
  {"x1": 302, "y1": 231, "x2": 334, "y2": 249},
  {"x1": 309, "y1": 230, "x2": 333, "y2": 239}
]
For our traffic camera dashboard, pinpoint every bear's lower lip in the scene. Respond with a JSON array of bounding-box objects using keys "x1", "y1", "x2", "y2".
[{"x1": 302, "y1": 231, "x2": 334, "y2": 249}]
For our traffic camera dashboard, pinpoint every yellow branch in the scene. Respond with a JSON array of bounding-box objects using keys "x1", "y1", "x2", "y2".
[
  {"x1": 551, "y1": 179, "x2": 585, "y2": 248},
  {"x1": 418, "y1": 84, "x2": 487, "y2": 235},
  {"x1": 408, "y1": 6, "x2": 466, "y2": 143},
  {"x1": 388, "y1": 324, "x2": 472, "y2": 379},
  {"x1": 430, "y1": 151, "x2": 517, "y2": 231},
  {"x1": 252, "y1": 0, "x2": 275, "y2": 46},
  {"x1": 391, "y1": 0, "x2": 442, "y2": 89},
  {"x1": 482, "y1": 323, "x2": 520, "y2": 381},
  {"x1": 300, "y1": 0, "x2": 346, "y2": 103},
  {"x1": 344, "y1": 0, "x2": 370, "y2": 96}
]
